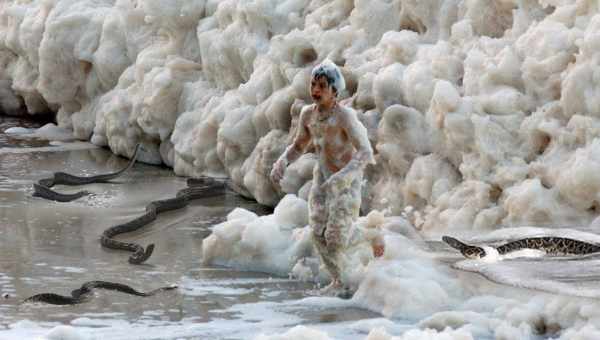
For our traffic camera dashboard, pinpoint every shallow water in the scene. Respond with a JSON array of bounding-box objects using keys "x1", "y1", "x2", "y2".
[{"x1": 0, "y1": 135, "x2": 382, "y2": 339}]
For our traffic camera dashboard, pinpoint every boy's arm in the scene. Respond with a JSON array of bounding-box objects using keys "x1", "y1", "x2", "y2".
[{"x1": 270, "y1": 106, "x2": 312, "y2": 183}]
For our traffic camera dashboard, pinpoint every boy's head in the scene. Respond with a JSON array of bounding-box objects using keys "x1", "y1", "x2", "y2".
[{"x1": 310, "y1": 59, "x2": 345, "y2": 105}]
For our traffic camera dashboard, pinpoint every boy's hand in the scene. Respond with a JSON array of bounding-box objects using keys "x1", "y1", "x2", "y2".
[{"x1": 270, "y1": 159, "x2": 286, "y2": 184}]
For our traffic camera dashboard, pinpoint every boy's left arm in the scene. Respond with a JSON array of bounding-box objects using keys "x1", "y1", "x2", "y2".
[{"x1": 333, "y1": 107, "x2": 375, "y2": 180}]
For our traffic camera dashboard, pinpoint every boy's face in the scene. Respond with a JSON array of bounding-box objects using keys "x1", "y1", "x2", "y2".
[{"x1": 310, "y1": 76, "x2": 335, "y2": 106}]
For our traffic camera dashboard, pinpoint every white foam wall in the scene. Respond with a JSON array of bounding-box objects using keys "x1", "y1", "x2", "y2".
[{"x1": 2, "y1": 1, "x2": 600, "y2": 231}]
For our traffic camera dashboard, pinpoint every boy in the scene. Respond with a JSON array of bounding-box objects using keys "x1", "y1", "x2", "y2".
[{"x1": 271, "y1": 60, "x2": 375, "y2": 293}]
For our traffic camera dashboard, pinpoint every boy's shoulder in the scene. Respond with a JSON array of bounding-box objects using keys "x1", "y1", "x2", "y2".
[
  {"x1": 335, "y1": 104, "x2": 359, "y2": 122},
  {"x1": 337, "y1": 104, "x2": 356, "y2": 115},
  {"x1": 300, "y1": 103, "x2": 317, "y2": 113},
  {"x1": 299, "y1": 103, "x2": 317, "y2": 121}
]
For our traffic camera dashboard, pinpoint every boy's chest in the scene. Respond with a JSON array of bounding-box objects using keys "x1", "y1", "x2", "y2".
[
  {"x1": 307, "y1": 115, "x2": 346, "y2": 148},
  {"x1": 308, "y1": 114, "x2": 337, "y2": 138}
]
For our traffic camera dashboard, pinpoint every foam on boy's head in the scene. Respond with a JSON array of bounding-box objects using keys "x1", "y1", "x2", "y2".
[{"x1": 311, "y1": 59, "x2": 345, "y2": 96}]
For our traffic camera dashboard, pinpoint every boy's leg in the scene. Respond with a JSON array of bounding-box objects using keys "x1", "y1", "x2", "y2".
[
  {"x1": 309, "y1": 166, "x2": 333, "y2": 282},
  {"x1": 324, "y1": 170, "x2": 363, "y2": 287},
  {"x1": 308, "y1": 166, "x2": 339, "y2": 285}
]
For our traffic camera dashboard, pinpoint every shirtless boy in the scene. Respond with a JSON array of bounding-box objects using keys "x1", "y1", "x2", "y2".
[{"x1": 270, "y1": 60, "x2": 375, "y2": 293}]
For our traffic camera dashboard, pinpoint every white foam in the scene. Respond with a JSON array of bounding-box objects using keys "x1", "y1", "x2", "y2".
[
  {"x1": 4, "y1": 123, "x2": 75, "y2": 141},
  {"x1": 50, "y1": 266, "x2": 87, "y2": 274},
  {"x1": 41, "y1": 326, "x2": 88, "y2": 340},
  {"x1": 0, "y1": 142, "x2": 98, "y2": 154},
  {"x1": 366, "y1": 327, "x2": 475, "y2": 340},
  {"x1": 455, "y1": 256, "x2": 600, "y2": 299},
  {"x1": 179, "y1": 280, "x2": 254, "y2": 296},
  {"x1": 499, "y1": 248, "x2": 546, "y2": 260},
  {"x1": 202, "y1": 195, "x2": 312, "y2": 276},
  {"x1": 4, "y1": 127, "x2": 34, "y2": 134},
  {"x1": 254, "y1": 325, "x2": 333, "y2": 340}
]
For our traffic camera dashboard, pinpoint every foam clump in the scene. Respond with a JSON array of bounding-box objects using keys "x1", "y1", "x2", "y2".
[
  {"x1": 290, "y1": 257, "x2": 316, "y2": 282},
  {"x1": 4, "y1": 127, "x2": 34, "y2": 134},
  {"x1": 41, "y1": 326, "x2": 88, "y2": 340},
  {"x1": 366, "y1": 327, "x2": 474, "y2": 340},
  {"x1": 31, "y1": 123, "x2": 75, "y2": 141},
  {"x1": 352, "y1": 235, "x2": 465, "y2": 319},
  {"x1": 202, "y1": 194, "x2": 313, "y2": 275},
  {"x1": 5, "y1": 123, "x2": 74, "y2": 141},
  {"x1": 560, "y1": 325, "x2": 600, "y2": 339},
  {"x1": 365, "y1": 210, "x2": 385, "y2": 229},
  {"x1": 255, "y1": 325, "x2": 333, "y2": 340},
  {"x1": 202, "y1": 197, "x2": 393, "y2": 285},
  {"x1": 420, "y1": 294, "x2": 600, "y2": 339}
]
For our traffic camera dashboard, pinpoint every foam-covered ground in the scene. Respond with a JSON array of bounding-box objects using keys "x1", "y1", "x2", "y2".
[
  {"x1": 201, "y1": 203, "x2": 600, "y2": 339},
  {"x1": 3, "y1": 1, "x2": 600, "y2": 339}
]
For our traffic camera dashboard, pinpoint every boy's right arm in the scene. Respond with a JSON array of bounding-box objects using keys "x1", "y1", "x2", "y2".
[{"x1": 270, "y1": 107, "x2": 311, "y2": 184}]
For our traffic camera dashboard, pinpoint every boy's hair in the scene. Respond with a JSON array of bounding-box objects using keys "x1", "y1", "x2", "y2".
[{"x1": 311, "y1": 59, "x2": 345, "y2": 96}]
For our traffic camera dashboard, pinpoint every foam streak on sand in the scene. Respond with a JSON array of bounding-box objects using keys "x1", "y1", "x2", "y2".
[{"x1": 0, "y1": 142, "x2": 97, "y2": 154}]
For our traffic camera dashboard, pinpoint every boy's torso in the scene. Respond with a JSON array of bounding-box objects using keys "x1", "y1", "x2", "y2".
[{"x1": 304, "y1": 104, "x2": 354, "y2": 176}]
